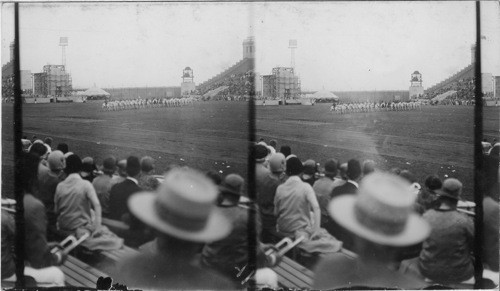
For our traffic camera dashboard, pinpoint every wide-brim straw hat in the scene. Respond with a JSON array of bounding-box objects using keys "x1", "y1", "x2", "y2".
[
  {"x1": 329, "y1": 172, "x2": 430, "y2": 246},
  {"x1": 129, "y1": 168, "x2": 231, "y2": 243}
]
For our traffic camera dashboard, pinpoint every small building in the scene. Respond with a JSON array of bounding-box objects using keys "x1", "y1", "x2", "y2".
[
  {"x1": 181, "y1": 67, "x2": 196, "y2": 96},
  {"x1": 409, "y1": 70, "x2": 424, "y2": 100}
]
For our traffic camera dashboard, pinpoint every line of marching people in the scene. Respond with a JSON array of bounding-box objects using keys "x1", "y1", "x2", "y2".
[
  {"x1": 101, "y1": 96, "x2": 195, "y2": 111},
  {"x1": 331, "y1": 100, "x2": 423, "y2": 114}
]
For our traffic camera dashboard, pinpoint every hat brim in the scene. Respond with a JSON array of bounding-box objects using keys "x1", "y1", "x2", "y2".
[
  {"x1": 435, "y1": 189, "x2": 459, "y2": 200},
  {"x1": 328, "y1": 195, "x2": 430, "y2": 246},
  {"x1": 128, "y1": 192, "x2": 231, "y2": 243},
  {"x1": 218, "y1": 185, "x2": 243, "y2": 197}
]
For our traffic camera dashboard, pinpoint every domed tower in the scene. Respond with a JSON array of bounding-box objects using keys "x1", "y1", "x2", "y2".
[
  {"x1": 242, "y1": 37, "x2": 255, "y2": 59},
  {"x1": 181, "y1": 67, "x2": 196, "y2": 96},
  {"x1": 409, "y1": 71, "x2": 424, "y2": 100}
]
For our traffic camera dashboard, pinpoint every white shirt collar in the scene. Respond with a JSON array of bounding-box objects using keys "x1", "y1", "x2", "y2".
[
  {"x1": 127, "y1": 177, "x2": 139, "y2": 185},
  {"x1": 347, "y1": 179, "x2": 359, "y2": 188}
]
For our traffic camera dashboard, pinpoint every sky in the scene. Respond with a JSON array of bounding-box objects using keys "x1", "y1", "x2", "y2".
[{"x1": 1, "y1": 2, "x2": 499, "y2": 91}]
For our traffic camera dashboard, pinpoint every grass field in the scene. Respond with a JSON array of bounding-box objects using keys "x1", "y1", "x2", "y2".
[{"x1": 2, "y1": 101, "x2": 499, "y2": 201}]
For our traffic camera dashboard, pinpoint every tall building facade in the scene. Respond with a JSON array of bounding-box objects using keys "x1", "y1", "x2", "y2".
[
  {"x1": 262, "y1": 67, "x2": 300, "y2": 102},
  {"x1": 409, "y1": 71, "x2": 424, "y2": 99},
  {"x1": 242, "y1": 37, "x2": 255, "y2": 59}
]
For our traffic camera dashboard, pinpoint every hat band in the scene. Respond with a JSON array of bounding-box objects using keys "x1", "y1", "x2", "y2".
[
  {"x1": 354, "y1": 203, "x2": 406, "y2": 236},
  {"x1": 155, "y1": 202, "x2": 208, "y2": 232}
]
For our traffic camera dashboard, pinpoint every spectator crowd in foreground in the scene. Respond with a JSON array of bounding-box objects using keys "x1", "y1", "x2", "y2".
[{"x1": 1, "y1": 135, "x2": 499, "y2": 289}]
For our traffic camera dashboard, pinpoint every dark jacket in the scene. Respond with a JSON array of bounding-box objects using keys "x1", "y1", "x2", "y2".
[
  {"x1": 24, "y1": 194, "x2": 60, "y2": 268},
  {"x1": 1, "y1": 210, "x2": 15, "y2": 279},
  {"x1": 108, "y1": 178, "x2": 142, "y2": 221}
]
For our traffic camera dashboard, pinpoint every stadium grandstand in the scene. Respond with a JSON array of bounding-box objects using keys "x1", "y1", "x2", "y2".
[
  {"x1": 103, "y1": 87, "x2": 181, "y2": 100},
  {"x1": 197, "y1": 37, "x2": 254, "y2": 96},
  {"x1": 333, "y1": 90, "x2": 410, "y2": 103}
]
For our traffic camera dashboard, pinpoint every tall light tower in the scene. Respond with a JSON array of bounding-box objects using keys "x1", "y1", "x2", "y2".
[
  {"x1": 289, "y1": 39, "x2": 297, "y2": 69},
  {"x1": 59, "y1": 37, "x2": 68, "y2": 67}
]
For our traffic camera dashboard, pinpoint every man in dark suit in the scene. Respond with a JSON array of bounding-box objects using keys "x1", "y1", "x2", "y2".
[
  {"x1": 326, "y1": 159, "x2": 362, "y2": 250},
  {"x1": 330, "y1": 159, "x2": 361, "y2": 200},
  {"x1": 108, "y1": 156, "x2": 142, "y2": 221}
]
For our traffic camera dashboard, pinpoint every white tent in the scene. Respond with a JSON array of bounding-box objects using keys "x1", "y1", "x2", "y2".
[
  {"x1": 81, "y1": 86, "x2": 110, "y2": 97},
  {"x1": 308, "y1": 90, "x2": 339, "y2": 101}
]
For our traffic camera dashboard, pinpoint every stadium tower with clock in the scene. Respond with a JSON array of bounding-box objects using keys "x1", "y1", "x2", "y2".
[{"x1": 409, "y1": 71, "x2": 424, "y2": 100}]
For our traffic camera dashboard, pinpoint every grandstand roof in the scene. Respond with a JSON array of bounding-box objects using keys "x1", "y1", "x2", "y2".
[
  {"x1": 80, "y1": 86, "x2": 110, "y2": 97},
  {"x1": 310, "y1": 89, "x2": 339, "y2": 100}
]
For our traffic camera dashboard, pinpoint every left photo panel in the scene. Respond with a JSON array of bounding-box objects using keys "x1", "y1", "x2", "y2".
[{"x1": 1, "y1": 2, "x2": 256, "y2": 289}]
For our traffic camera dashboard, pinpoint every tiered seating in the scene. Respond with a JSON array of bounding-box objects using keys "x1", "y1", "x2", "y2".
[{"x1": 197, "y1": 58, "x2": 253, "y2": 95}]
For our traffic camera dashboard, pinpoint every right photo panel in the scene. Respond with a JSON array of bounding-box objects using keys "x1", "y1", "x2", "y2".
[{"x1": 252, "y1": 1, "x2": 499, "y2": 289}]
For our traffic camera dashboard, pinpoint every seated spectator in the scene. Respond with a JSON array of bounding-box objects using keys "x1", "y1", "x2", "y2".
[
  {"x1": 138, "y1": 156, "x2": 160, "y2": 191},
  {"x1": 116, "y1": 168, "x2": 236, "y2": 289},
  {"x1": 109, "y1": 156, "x2": 142, "y2": 222},
  {"x1": 268, "y1": 139, "x2": 278, "y2": 151},
  {"x1": 274, "y1": 157, "x2": 342, "y2": 263},
  {"x1": 314, "y1": 172, "x2": 430, "y2": 289},
  {"x1": 2, "y1": 153, "x2": 66, "y2": 287},
  {"x1": 202, "y1": 174, "x2": 278, "y2": 285},
  {"x1": 257, "y1": 153, "x2": 285, "y2": 243},
  {"x1": 313, "y1": 158, "x2": 343, "y2": 227},
  {"x1": 55, "y1": 154, "x2": 123, "y2": 251},
  {"x1": 93, "y1": 156, "x2": 117, "y2": 217},
  {"x1": 255, "y1": 144, "x2": 270, "y2": 185},
  {"x1": 110, "y1": 159, "x2": 127, "y2": 185},
  {"x1": 301, "y1": 159, "x2": 317, "y2": 186},
  {"x1": 403, "y1": 178, "x2": 475, "y2": 285},
  {"x1": 37, "y1": 150, "x2": 66, "y2": 232},
  {"x1": 327, "y1": 159, "x2": 362, "y2": 250},
  {"x1": 330, "y1": 159, "x2": 361, "y2": 200},
  {"x1": 362, "y1": 159, "x2": 376, "y2": 176},
  {"x1": 29, "y1": 142, "x2": 50, "y2": 177},
  {"x1": 338, "y1": 162, "x2": 348, "y2": 180},
  {"x1": 56, "y1": 143, "x2": 68, "y2": 154}
]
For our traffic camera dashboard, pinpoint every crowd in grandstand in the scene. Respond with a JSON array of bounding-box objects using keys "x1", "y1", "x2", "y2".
[
  {"x1": 426, "y1": 77, "x2": 476, "y2": 103},
  {"x1": 200, "y1": 70, "x2": 255, "y2": 99},
  {"x1": 2, "y1": 135, "x2": 498, "y2": 289},
  {"x1": 101, "y1": 97, "x2": 195, "y2": 111},
  {"x1": 331, "y1": 101, "x2": 423, "y2": 114}
]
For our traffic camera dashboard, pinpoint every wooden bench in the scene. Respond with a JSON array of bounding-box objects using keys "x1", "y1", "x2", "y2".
[
  {"x1": 272, "y1": 248, "x2": 358, "y2": 289},
  {"x1": 60, "y1": 255, "x2": 109, "y2": 287}
]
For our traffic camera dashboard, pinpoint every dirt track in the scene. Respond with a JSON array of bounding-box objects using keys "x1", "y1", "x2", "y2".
[{"x1": 2, "y1": 101, "x2": 499, "y2": 200}]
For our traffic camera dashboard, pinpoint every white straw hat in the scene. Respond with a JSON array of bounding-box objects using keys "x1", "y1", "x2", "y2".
[
  {"x1": 129, "y1": 168, "x2": 231, "y2": 242},
  {"x1": 329, "y1": 172, "x2": 430, "y2": 246}
]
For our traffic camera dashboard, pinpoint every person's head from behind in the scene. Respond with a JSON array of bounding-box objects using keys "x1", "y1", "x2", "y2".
[
  {"x1": 219, "y1": 174, "x2": 245, "y2": 205},
  {"x1": 362, "y1": 159, "x2": 376, "y2": 176},
  {"x1": 102, "y1": 156, "x2": 117, "y2": 176},
  {"x1": 140, "y1": 156, "x2": 155, "y2": 174},
  {"x1": 56, "y1": 143, "x2": 69, "y2": 154},
  {"x1": 269, "y1": 139, "x2": 277, "y2": 150},
  {"x1": 286, "y1": 156, "x2": 303, "y2": 177},
  {"x1": 127, "y1": 168, "x2": 232, "y2": 258},
  {"x1": 268, "y1": 153, "x2": 286, "y2": 175},
  {"x1": 126, "y1": 156, "x2": 141, "y2": 178},
  {"x1": 44, "y1": 137, "x2": 53, "y2": 147},
  {"x1": 22, "y1": 152, "x2": 41, "y2": 194},
  {"x1": 346, "y1": 159, "x2": 362, "y2": 182},
  {"x1": 323, "y1": 159, "x2": 338, "y2": 178},
  {"x1": 117, "y1": 159, "x2": 127, "y2": 177},
  {"x1": 339, "y1": 162, "x2": 348, "y2": 180},
  {"x1": 279, "y1": 145, "x2": 291, "y2": 158},
  {"x1": 435, "y1": 178, "x2": 462, "y2": 208},
  {"x1": 47, "y1": 150, "x2": 66, "y2": 173},
  {"x1": 254, "y1": 144, "x2": 269, "y2": 165},
  {"x1": 424, "y1": 174, "x2": 442, "y2": 192},
  {"x1": 29, "y1": 142, "x2": 48, "y2": 161},
  {"x1": 328, "y1": 172, "x2": 430, "y2": 262},
  {"x1": 65, "y1": 154, "x2": 82, "y2": 175}
]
